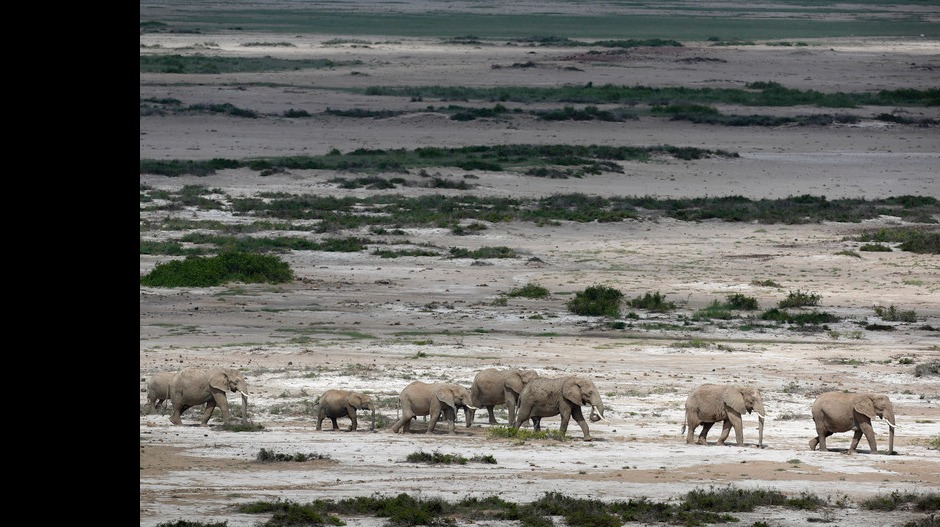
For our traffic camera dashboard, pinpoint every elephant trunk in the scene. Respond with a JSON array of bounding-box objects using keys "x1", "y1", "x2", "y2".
[
  {"x1": 754, "y1": 401, "x2": 766, "y2": 448},
  {"x1": 884, "y1": 408, "x2": 896, "y2": 454},
  {"x1": 240, "y1": 392, "x2": 249, "y2": 421}
]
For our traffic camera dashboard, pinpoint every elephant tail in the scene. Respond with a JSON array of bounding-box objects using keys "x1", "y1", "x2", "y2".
[{"x1": 680, "y1": 423, "x2": 686, "y2": 435}]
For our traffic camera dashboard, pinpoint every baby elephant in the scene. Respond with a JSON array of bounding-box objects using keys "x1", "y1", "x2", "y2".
[
  {"x1": 146, "y1": 371, "x2": 177, "y2": 410},
  {"x1": 316, "y1": 389, "x2": 375, "y2": 431}
]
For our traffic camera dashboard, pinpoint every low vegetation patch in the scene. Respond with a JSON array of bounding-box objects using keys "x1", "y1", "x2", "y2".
[
  {"x1": 874, "y1": 305, "x2": 918, "y2": 322},
  {"x1": 405, "y1": 450, "x2": 496, "y2": 464},
  {"x1": 139, "y1": 252, "x2": 294, "y2": 287},
  {"x1": 256, "y1": 448, "x2": 330, "y2": 462},
  {"x1": 778, "y1": 290, "x2": 821, "y2": 308},
  {"x1": 848, "y1": 225, "x2": 940, "y2": 254},
  {"x1": 508, "y1": 282, "x2": 551, "y2": 299},
  {"x1": 914, "y1": 360, "x2": 940, "y2": 377},
  {"x1": 198, "y1": 486, "x2": 905, "y2": 527},
  {"x1": 627, "y1": 291, "x2": 676, "y2": 312}
]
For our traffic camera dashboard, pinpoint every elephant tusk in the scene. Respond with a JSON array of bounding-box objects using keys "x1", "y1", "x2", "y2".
[
  {"x1": 239, "y1": 391, "x2": 250, "y2": 398},
  {"x1": 466, "y1": 404, "x2": 478, "y2": 410},
  {"x1": 755, "y1": 412, "x2": 766, "y2": 419},
  {"x1": 591, "y1": 407, "x2": 611, "y2": 424},
  {"x1": 883, "y1": 419, "x2": 897, "y2": 429}
]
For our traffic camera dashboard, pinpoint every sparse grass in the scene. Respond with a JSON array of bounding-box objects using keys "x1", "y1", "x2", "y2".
[
  {"x1": 860, "y1": 490, "x2": 940, "y2": 512},
  {"x1": 449, "y1": 246, "x2": 517, "y2": 259},
  {"x1": 405, "y1": 450, "x2": 497, "y2": 464},
  {"x1": 219, "y1": 421, "x2": 265, "y2": 432},
  {"x1": 874, "y1": 305, "x2": 918, "y2": 322},
  {"x1": 257, "y1": 448, "x2": 330, "y2": 462},
  {"x1": 848, "y1": 225, "x2": 940, "y2": 254},
  {"x1": 778, "y1": 290, "x2": 821, "y2": 308},
  {"x1": 836, "y1": 249, "x2": 861, "y2": 258},
  {"x1": 139, "y1": 54, "x2": 360, "y2": 73},
  {"x1": 860, "y1": 243, "x2": 892, "y2": 252},
  {"x1": 751, "y1": 279, "x2": 782, "y2": 288},
  {"x1": 486, "y1": 425, "x2": 569, "y2": 441},
  {"x1": 627, "y1": 291, "x2": 676, "y2": 312},
  {"x1": 914, "y1": 360, "x2": 940, "y2": 377}
]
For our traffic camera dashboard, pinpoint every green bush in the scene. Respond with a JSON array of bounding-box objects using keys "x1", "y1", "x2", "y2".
[
  {"x1": 140, "y1": 252, "x2": 294, "y2": 287},
  {"x1": 566, "y1": 285, "x2": 624, "y2": 317},
  {"x1": 508, "y1": 282, "x2": 550, "y2": 299},
  {"x1": 778, "y1": 290, "x2": 821, "y2": 308},
  {"x1": 874, "y1": 305, "x2": 918, "y2": 322},
  {"x1": 914, "y1": 360, "x2": 940, "y2": 377},
  {"x1": 725, "y1": 293, "x2": 759, "y2": 310},
  {"x1": 626, "y1": 291, "x2": 676, "y2": 312}
]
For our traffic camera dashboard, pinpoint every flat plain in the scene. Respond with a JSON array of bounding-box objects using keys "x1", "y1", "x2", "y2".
[{"x1": 140, "y1": 2, "x2": 940, "y2": 526}]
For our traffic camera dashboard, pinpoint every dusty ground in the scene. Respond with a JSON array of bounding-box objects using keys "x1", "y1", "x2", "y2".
[{"x1": 139, "y1": 7, "x2": 940, "y2": 526}]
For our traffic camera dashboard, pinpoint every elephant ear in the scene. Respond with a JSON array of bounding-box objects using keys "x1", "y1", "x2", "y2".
[
  {"x1": 437, "y1": 387, "x2": 457, "y2": 411},
  {"x1": 209, "y1": 370, "x2": 229, "y2": 392},
  {"x1": 723, "y1": 388, "x2": 748, "y2": 414},
  {"x1": 853, "y1": 396, "x2": 878, "y2": 419},
  {"x1": 562, "y1": 378, "x2": 583, "y2": 407},
  {"x1": 505, "y1": 371, "x2": 524, "y2": 394}
]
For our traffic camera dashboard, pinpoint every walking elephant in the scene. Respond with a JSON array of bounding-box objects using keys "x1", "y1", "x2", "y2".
[
  {"x1": 683, "y1": 383, "x2": 765, "y2": 447},
  {"x1": 809, "y1": 391, "x2": 896, "y2": 454},
  {"x1": 390, "y1": 381, "x2": 476, "y2": 434},
  {"x1": 316, "y1": 389, "x2": 375, "y2": 431},
  {"x1": 169, "y1": 366, "x2": 249, "y2": 426},
  {"x1": 512, "y1": 376, "x2": 607, "y2": 441},
  {"x1": 146, "y1": 371, "x2": 177, "y2": 409},
  {"x1": 470, "y1": 367, "x2": 539, "y2": 425}
]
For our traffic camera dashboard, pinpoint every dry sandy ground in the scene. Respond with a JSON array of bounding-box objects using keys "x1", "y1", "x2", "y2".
[{"x1": 140, "y1": 16, "x2": 940, "y2": 527}]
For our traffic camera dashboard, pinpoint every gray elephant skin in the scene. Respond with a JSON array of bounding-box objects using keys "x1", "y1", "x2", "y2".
[
  {"x1": 683, "y1": 383, "x2": 765, "y2": 447},
  {"x1": 316, "y1": 389, "x2": 375, "y2": 431},
  {"x1": 169, "y1": 366, "x2": 249, "y2": 426},
  {"x1": 470, "y1": 367, "x2": 539, "y2": 425},
  {"x1": 146, "y1": 371, "x2": 176, "y2": 409},
  {"x1": 809, "y1": 391, "x2": 896, "y2": 454},
  {"x1": 390, "y1": 381, "x2": 476, "y2": 434},
  {"x1": 512, "y1": 376, "x2": 605, "y2": 441}
]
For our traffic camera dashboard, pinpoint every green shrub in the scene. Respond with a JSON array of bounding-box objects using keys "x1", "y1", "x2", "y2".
[
  {"x1": 914, "y1": 360, "x2": 940, "y2": 377},
  {"x1": 256, "y1": 448, "x2": 330, "y2": 462},
  {"x1": 874, "y1": 305, "x2": 918, "y2": 322},
  {"x1": 626, "y1": 291, "x2": 676, "y2": 312},
  {"x1": 140, "y1": 252, "x2": 294, "y2": 287},
  {"x1": 508, "y1": 282, "x2": 550, "y2": 299},
  {"x1": 778, "y1": 290, "x2": 821, "y2": 308},
  {"x1": 860, "y1": 243, "x2": 892, "y2": 252},
  {"x1": 566, "y1": 285, "x2": 624, "y2": 317},
  {"x1": 725, "y1": 293, "x2": 759, "y2": 310}
]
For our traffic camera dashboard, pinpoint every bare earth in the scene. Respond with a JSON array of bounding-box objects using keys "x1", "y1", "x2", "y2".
[{"x1": 140, "y1": 16, "x2": 940, "y2": 527}]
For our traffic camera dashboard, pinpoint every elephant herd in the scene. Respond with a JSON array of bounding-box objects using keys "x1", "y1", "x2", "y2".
[{"x1": 145, "y1": 366, "x2": 897, "y2": 454}]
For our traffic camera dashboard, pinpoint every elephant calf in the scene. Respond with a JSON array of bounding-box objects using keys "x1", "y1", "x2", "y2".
[
  {"x1": 316, "y1": 389, "x2": 375, "y2": 431},
  {"x1": 170, "y1": 366, "x2": 250, "y2": 426}
]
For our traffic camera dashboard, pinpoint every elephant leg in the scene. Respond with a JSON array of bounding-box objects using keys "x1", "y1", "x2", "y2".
[
  {"x1": 349, "y1": 413, "x2": 358, "y2": 432},
  {"x1": 716, "y1": 420, "x2": 733, "y2": 446},
  {"x1": 200, "y1": 401, "x2": 217, "y2": 425},
  {"x1": 571, "y1": 406, "x2": 591, "y2": 441},
  {"x1": 213, "y1": 393, "x2": 232, "y2": 423},
  {"x1": 507, "y1": 403, "x2": 517, "y2": 427},
  {"x1": 427, "y1": 409, "x2": 441, "y2": 434},
  {"x1": 859, "y1": 423, "x2": 878, "y2": 453},
  {"x1": 330, "y1": 417, "x2": 340, "y2": 430},
  {"x1": 698, "y1": 422, "x2": 714, "y2": 445},
  {"x1": 487, "y1": 406, "x2": 498, "y2": 425},
  {"x1": 316, "y1": 412, "x2": 325, "y2": 431},
  {"x1": 808, "y1": 436, "x2": 819, "y2": 450},
  {"x1": 685, "y1": 415, "x2": 699, "y2": 444},
  {"x1": 818, "y1": 430, "x2": 833, "y2": 452},
  {"x1": 849, "y1": 428, "x2": 864, "y2": 454},
  {"x1": 532, "y1": 416, "x2": 541, "y2": 431}
]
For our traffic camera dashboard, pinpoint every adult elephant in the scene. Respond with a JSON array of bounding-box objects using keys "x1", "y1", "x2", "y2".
[
  {"x1": 169, "y1": 366, "x2": 249, "y2": 426},
  {"x1": 316, "y1": 389, "x2": 375, "y2": 431},
  {"x1": 512, "y1": 376, "x2": 606, "y2": 441},
  {"x1": 470, "y1": 367, "x2": 539, "y2": 426},
  {"x1": 809, "y1": 391, "x2": 896, "y2": 454},
  {"x1": 683, "y1": 383, "x2": 765, "y2": 447},
  {"x1": 390, "y1": 381, "x2": 476, "y2": 434},
  {"x1": 146, "y1": 371, "x2": 176, "y2": 409}
]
